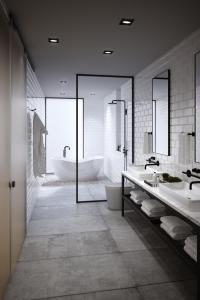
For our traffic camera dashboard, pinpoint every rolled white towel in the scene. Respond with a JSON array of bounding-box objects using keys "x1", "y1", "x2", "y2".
[
  {"x1": 130, "y1": 190, "x2": 150, "y2": 201},
  {"x1": 130, "y1": 195, "x2": 144, "y2": 205},
  {"x1": 160, "y1": 223, "x2": 190, "y2": 240},
  {"x1": 160, "y1": 216, "x2": 192, "y2": 234},
  {"x1": 184, "y1": 244, "x2": 197, "y2": 261},
  {"x1": 142, "y1": 199, "x2": 165, "y2": 213},
  {"x1": 185, "y1": 235, "x2": 197, "y2": 249},
  {"x1": 141, "y1": 206, "x2": 166, "y2": 218}
]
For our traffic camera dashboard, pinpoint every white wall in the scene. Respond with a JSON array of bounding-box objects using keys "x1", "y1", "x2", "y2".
[
  {"x1": 134, "y1": 28, "x2": 200, "y2": 177},
  {"x1": 104, "y1": 79, "x2": 132, "y2": 182},
  {"x1": 84, "y1": 96, "x2": 104, "y2": 158},
  {"x1": 26, "y1": 61, "x2": 45, "y2": 224}
]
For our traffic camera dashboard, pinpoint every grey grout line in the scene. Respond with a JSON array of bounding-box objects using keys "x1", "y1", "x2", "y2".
[
  {"x1": 30, "y1": 286, "x2": 139, "y2": 300},
  {"x1": 29, "y1": 278, "x2": 196, "y2": 300}
]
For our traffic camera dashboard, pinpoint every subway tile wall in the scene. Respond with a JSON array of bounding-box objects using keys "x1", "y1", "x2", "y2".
[
  {"x1": 134, "y1": 28, "x2": 200, "y2": 178},
  {"x1": 26, "y1": 61, "x2": 45, "y2": 224},
  {"x1": 104, "y1": 79, "x2": 133, "y2": 182}
]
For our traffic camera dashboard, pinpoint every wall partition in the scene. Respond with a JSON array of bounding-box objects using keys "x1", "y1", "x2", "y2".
[{"x1": 76, "y1": 74, "x2": 134, "y2": 203}]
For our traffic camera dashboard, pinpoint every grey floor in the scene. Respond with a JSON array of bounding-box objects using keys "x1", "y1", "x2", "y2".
[
  {"x1": 5, "y1": 185, "x2": 196, "y2": 300},
  {"x1": 38, "y1": 177, "x2": 109, "y2": 202}
]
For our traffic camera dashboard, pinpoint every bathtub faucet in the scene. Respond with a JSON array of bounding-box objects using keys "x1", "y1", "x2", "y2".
[{"x1": 63, "y1": 145, "x2": 70, "y2": 157}]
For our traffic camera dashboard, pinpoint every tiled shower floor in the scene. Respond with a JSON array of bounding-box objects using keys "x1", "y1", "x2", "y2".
[{"x1": 4, "y1": 185, "x2": 196, "y2": 300}]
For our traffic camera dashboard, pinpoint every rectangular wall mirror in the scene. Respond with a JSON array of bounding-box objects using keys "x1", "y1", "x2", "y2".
[
  {"x1": 195, "y1": 51, "x2": 200, "y2": 163},
  {"x1": 152, "y1": 69, "x2": 170, "y2": 156}
]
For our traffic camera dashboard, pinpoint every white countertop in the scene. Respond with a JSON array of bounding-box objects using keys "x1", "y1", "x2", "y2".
[{"x1": 122, "y1": 171, "x2": 200, "y2": 227}]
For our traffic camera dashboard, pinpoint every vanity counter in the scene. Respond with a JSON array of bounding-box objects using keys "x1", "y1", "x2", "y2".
[{"x1": 122, "y1": 171, "x2": 200, "y2": 228}]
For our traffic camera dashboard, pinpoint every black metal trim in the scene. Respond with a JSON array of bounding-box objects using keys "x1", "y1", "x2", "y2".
[
  {"x1": 76, "y1": 73, "x2": 134, "y2": 203},
  {"x1": 152, "y1": 69, "x2": 170, "y2": 156},
  {"x1": 194, "y1": 51, "x2": 200, "y2": 163}
]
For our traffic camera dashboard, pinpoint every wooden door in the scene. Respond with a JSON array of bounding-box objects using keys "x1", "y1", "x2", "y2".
[
  {"x1": 0, "y1": 11, "x2": 11, "y2": 300},
  {"x1": 10, "y1": 26, "x2": 26, "y2": 271}
]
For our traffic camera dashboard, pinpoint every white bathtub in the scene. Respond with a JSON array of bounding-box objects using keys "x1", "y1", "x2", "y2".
[{"x1": 51, "y1": 156, "x2": 104, "y2": 181}]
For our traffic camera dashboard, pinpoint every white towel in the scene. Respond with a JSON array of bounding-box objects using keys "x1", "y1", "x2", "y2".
[
  {"x1": 184, "y1": 244, "x2": 197, "y2": 261},
  {"x1": 130, "y1": 195, "x2": 144, "y2": 205},
  {"x1": 178, "y1": 133, "x2": 191, "y2": 165},
  {"x1": 143, "y1": 132, "x2": 152, "y2": 154},
  {"x1": 160, "y1": 223, "x2": 190, "y2": 240},
  {"x1": 142, "y1": 199, "x2": 165, "y2": 213},
  {"x1": 185, "y1": 235, "x2": 197, "y2": 250},
  {"x1": 130, "y1": 190, "x2": 150, "y2": 200},
  {"x1": 141, "y1": 206, "x2": 166, "y2": 218},
  {"x1": 160, "y1": 216, "x2": 192, "y2": 234},
  {"x1": 33, "y1": 112, "x2": 48, "y2": 177}
]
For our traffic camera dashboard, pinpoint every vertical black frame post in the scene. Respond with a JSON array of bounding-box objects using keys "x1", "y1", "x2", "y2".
[
  {"x1": 121, "y1": 174, "x2": 125, "y2": 216},
  {"x1": 76, "y1": 73, "x2": 134, "y2": 203},
  {"x1": 76, "y1": 75, "x2": 79, "y2": 203}
]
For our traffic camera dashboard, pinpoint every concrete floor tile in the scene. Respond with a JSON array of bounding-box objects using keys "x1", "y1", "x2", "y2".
[
  {"x1": 110, "y1": 228, "x2": 147, "y2": 252},
  {"x1": 27, "y1": 215, "x2": 108, "y2": 236},
  {"x1": 5, "y1": 254, "x2": 136, "y2": 300},
  {"x1": 102, "y1": 214, "x2": 132, "y2": 230},
  {"x1": 20, "y1": 231, "x2": 119, "y2": 261},
  {"x1": 42, "y1": 287, "x2": 142, "y2": 299},
  {"x1": 31, "y1": 203, "x2": 101, "y2": 220},
  {"x1": 138, "y1": 280, "x2": 196, "y2": 300},
  {"x1": 122, "y1": 248, "x2": 194, "y2": 286}
]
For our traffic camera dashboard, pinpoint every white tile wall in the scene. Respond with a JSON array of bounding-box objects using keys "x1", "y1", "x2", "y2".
[
  {"x1": 26, "y1": 61, "x2": 45, "y2": 224},
  {"x1": 104, "y1": 80, "x2": 132, "y2": 182},
  {"x1": 134, "y1": 28, "x2": 200, "y2": 178},
  {"x1": 84, "y1": 96, "x2": 104, "y2": 158}
]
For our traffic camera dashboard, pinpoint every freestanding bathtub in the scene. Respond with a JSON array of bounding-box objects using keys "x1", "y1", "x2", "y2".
[{"x1": 51, "y1": 156, "x2": 104, "y2": 181}]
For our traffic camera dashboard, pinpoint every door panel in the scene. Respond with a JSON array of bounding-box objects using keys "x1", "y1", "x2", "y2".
[
  {"x1": 0, "y1": 12, "x2": 11, "y2": 300},
  {"x1": 10, "y1": 27, "x2": 26, "y2": 271}
]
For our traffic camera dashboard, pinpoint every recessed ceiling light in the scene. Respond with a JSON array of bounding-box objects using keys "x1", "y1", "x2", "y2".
[
  {"x1": 119, "y1": 18, "x2": 134, "y2": 26},
  {"x1": 103, "y1": 50, "x2": 113, "y2": 55},
  {"x1": 48, "y1": 38, "x2": 59, "y2": 43},
  {"x1": 60, "y1": 80, "x2": 67, "y2": 84}
]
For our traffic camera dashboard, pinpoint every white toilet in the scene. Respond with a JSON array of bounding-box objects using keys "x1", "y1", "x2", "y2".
[{"x1": 105, "y1": 182, "x2": 133, "y2": 210}]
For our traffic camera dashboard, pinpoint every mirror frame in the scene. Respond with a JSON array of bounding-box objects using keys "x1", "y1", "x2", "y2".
[
  {"x1": 152, "y1": 69, "x2": 170, "y2": 156},
  {"x1": 195, "y1": 51, "x2": 200, "y2": 163}
]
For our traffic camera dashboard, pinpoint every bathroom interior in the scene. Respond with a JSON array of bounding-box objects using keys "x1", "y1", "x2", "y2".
[{"x1": 1, "y1": 1, "x2": 200, "y2": 300}]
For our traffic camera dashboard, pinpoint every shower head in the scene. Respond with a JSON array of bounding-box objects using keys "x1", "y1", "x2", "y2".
[{"x1": 108, "y1": 101, "x2": 117, "y2": 105}]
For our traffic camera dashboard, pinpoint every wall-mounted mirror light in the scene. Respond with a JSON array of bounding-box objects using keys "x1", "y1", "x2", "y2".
[
  {"x1": 152, "y1": 69, "x2": 170, "y2": 156},
  {"x1": 195, "y1": 51, "x2": 200, "y2": 163}
]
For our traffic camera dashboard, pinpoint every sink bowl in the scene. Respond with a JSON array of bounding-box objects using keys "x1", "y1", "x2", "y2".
[
  {"x1": 159, "y1": 182, "x2": 200, "y2": 211},
  {"x1": 127, "y1": 165, "x2": 154, "y2": 180}
]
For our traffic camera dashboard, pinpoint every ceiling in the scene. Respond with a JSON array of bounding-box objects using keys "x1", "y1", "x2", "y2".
[{"x1": 4, "y1": 0, "x2": 200, "y2": 97}]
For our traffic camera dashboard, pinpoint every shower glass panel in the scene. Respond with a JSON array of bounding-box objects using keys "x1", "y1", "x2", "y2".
[
  {"x1": 77, "y1": 75, "x2": 133, "y2": 203},
  {"x1": 46, "y1": 98, "x2": 83, "y2": 173}
]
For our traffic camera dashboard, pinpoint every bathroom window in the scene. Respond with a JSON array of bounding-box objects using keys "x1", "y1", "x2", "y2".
[{"x1": 46, "y1": 98, "x2": 84, "y2": 173}]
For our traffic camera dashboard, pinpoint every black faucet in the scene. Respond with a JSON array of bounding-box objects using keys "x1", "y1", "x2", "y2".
[
  {"x1": 63, "y1": 145, "x2": 70, "y2": 157},
  {"x1": 189, "y1": 181, "x2": 200, "y2": 190},
  {"x1": 182, "y1": 169, "x2": 200, "y2": 190},
  {"x1": 144, "y1": 157, "x2": 159, "y2": 170}
]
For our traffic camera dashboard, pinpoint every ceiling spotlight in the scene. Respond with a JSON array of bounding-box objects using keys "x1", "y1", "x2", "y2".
[
  {"x1": 60, "y1": 80, "x2": 67, "y2": 84},
  {"x1": 103, "y1": 50, "x2": 113, "y2": 55},
  {"x1": 48, "y1": 38, "x2": 59, "y2": 43},
  {"x1": 119, "y1": 18, "x2": 134, "y2": 26}
]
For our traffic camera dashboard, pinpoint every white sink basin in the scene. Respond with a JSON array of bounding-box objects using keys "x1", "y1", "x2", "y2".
[
  {"x1": 159, "y1": 182, "x2": 200, "y2": 211},
  {"x1": 127, "y1": 165, "x2": 154, "y2": 180}
]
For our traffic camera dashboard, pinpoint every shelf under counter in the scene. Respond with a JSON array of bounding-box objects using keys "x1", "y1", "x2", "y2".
[{"x1": 121, "y1": 171, "x2": 200, "y2": 300}]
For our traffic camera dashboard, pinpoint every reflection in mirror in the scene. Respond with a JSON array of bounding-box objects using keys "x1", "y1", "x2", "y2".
[
  {"x1": 152, "y1": 70, "x2": 170, "y2": 155},
  {"x1": 195, "y1": 51, "x2": 200, "y2": 162}
]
